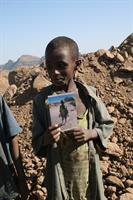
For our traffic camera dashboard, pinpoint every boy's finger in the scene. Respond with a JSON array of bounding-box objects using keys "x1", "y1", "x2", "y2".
[
  {"x1": 48, "y1": 124, "x2": 60, "y2": 131},
  {"x1": 52, "y1": 127, "x2": 61, "y2": 135},
  {"x1": 65, "y1": 128, "x2": 80, "y2": 134}
]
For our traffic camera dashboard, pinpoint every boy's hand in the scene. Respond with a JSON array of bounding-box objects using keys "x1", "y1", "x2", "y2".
[
  {"x1": 67, "y1": 128, "x2": 97, "y2": 143},
  {"x1": 18, "y1": 177, "x2": 29, "y2": 200},
  {"x1": 44, "y1": 124, "x2": 61, "y2": 144}
]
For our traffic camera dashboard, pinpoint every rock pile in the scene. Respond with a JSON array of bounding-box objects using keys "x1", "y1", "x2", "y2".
[{"x1": 1, "y1": 33, "x2": 133, "y2": 200}]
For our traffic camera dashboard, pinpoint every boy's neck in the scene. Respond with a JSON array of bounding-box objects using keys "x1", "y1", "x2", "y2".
[
  {"x1": 52, "y1": 79, "x2": 77, "y2": 93},
  {"x1": 67, "y1": 79, "x2": 78, "y2": 92}
]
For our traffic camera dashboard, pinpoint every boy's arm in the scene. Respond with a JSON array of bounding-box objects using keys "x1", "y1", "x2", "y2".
[
  {"x1": 32, "y1": 99, "x2": 61, "y2": 156},
  {"x1": 10, "y1": 135, "x2": 28, "y2": 200},
  {"x1": 1, "y1": 96, "x2": 28, "y2": 199},
  {"x1": 32, "y1": 98, "x2": 50, "y2": 156}
]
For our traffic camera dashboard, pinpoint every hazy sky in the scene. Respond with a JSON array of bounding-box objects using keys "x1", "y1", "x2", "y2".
[{"x1": 0, "y1": 0, "x2": 132, "y2": 64}]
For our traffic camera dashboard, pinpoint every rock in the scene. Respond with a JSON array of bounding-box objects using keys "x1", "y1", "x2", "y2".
[
  {"x1": 111, "y1": 192, "x2": 118, "y2": 200},
  {"x1": 113, "y1": 77, "x2": 123, "y2": 84},
  {"x1": 100, "y1": 161, "x2": 109, "y2": 174},
  {"x1": 115, "y1": 53, "x2": 125, "y2": 62},
  {"x1": 106, "y1": 175, "x2": 125, "y2": 188},
  {"x1": 119, "y1": 61, "x2": 133, "y2": 72},
  {"x1": 34, "y1": 190, "x2": 45, "y2": 200},
  {"x1": 120, "y1": 165, "x2": 129, "y2": 177},
  {"x1": 3, "y1": 84, "x2": 17, "y2": 100},
  {"x1": 119, "y1": 118, "x2": 127, "y2": 124},
  {"x1": 125, "y1": 179, "x2": 133, "y2": 187},
  {"x1": 112, "y1": 117, "x2": 118, "y2": 125},
  {"x1": 41, "y1": 187, "x2": 47, "y2": 195},
  {"x1": 107, "y1": 106, "x2": 115, "y2": 114},
  {"x1": 106, "y1": 185, "x2": 116, "y2": 193},
  {"x1": 111, "y1": 136, "x2": 118, "y2": 143},
  {"x1": 107, "y1": 142, "x2": 123, "y2": 157},
  {"x1": 125, "y1": 187, "x2": 133, "y2": 194},
  {"x1": 37, "y1": 175, "x2": 44, "y2": 185},
  {"x1": 95, "y1": 49, "x2": 107, "y2": 57},
  {"x1": 119, "y1": 193, "x2": 133, "y2": 200},
  {"x1": 129, "y1": 108, "x2": 133, "y2": 114},
  {"x1": 33, "y1": 74, "x2": 51, "y2": 92},
  {"x1": 0, "y1": 70, "x2": 9, "y2": 95},
  {"x1": 104, "y1": 51, "x2": 115, "y2": 59}
]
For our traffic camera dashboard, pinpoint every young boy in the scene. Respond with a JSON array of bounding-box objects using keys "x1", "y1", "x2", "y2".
[
  {"x1": 0, "y1": 95, "x2": 28, "y2": 200},
  {"x1": 32, "y1": 36, "x2": 114, "y2": 200},
  {"x1": 59, "y1": 100, "x2": 69, "y2": 125}
]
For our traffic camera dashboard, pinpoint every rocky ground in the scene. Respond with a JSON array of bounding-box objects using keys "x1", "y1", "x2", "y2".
[{"x1": 1, "y1": 33, "x2": 133, "y2": 200}]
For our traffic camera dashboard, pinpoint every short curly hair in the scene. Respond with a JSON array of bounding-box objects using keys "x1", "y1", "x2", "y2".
[{"x1": 45, "y1": 36, "x2": 79, "y2": 61}]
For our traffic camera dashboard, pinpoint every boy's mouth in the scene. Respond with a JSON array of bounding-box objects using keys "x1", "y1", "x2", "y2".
[{"x1": 53, "y1": 77, "x2": 66, "y2": 85}]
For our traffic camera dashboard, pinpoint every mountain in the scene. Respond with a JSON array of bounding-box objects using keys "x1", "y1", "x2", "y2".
[
  {"x1": 0, "y1": 59, "x2": 14, "y2": 70},
  {"x1": 0, "y1": 55, "x2": 43, "y2": 71}
]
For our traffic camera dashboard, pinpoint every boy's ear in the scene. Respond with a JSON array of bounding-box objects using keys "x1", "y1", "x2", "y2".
[{"x1": 75, "y1": 59, "x2": 81, "y2": 69}]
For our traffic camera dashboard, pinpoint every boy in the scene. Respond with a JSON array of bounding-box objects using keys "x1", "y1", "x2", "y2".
[
  {"x1": 59, "y1": 100, "x2": 69, "y2": 125},
  {"x1": 32, "y1": 36, "x2": 114, "y2": 200},
  {"x1": 0, "y1": 95, "x2": 28, "y2": 200}
]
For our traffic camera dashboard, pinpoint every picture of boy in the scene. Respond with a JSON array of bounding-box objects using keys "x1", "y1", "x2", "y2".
[
  {"x1": 32, "y1": 36, "x2": 114, "y2": 200},
  {"x1": 59, "y1": 100, "x2": 69, "y2": 125}
]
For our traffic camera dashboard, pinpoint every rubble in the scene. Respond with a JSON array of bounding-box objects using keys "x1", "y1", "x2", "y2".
[{"x1": 0, "y1": 33, "x2": 133, "y2": 200}]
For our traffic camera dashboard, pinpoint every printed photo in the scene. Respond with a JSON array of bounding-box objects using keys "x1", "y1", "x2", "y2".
[{"x1": 48, "y1": 92, "x2": 77, "y2": 131}]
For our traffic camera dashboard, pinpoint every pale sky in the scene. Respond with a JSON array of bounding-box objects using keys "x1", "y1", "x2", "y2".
[{"x1": 0, "y1": 0, "x2": 133, "y2": 64}]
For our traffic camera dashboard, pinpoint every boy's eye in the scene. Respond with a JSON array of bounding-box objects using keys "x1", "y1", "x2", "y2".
[
  {"x1": 47, "y1": 62, "x2": 68, "y2": 71},
  {"x1": 57, "y1": 62, "x2": 67, "y2": 70}
]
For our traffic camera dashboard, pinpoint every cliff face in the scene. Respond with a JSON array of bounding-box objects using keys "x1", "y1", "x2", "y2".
[
  {"x1": 1, "y1": 33, "x2": 133, "y2": 200},
  {"x1": 0, "y1": 55, "x2": 42, "y2": 71}
]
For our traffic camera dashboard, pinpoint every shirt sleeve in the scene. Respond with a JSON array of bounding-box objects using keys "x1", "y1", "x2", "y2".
[
  {"x1": 92, "y1": 94, "x2": 114, "y2": 150},
  {"x1": 2, "y1": 97, "x2": 22, "y2": 138},
  {"x1": 32, "y1": 97, "x2": 48, "y2": 157}
]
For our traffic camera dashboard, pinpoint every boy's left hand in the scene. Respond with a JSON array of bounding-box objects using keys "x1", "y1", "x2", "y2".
[
  {"x1": 18, "y1": 176, "x2": 29, "y2": 200},
  {"x1": 67, "y1": 128, "x2": 97, "y2": 143},
  {"x1": 19, "y1": 180, "x2": 29, "y2": 200}
]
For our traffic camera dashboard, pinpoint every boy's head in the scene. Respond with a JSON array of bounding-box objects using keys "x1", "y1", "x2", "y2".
[
  {"x1": 45, "y1": 36, "x2": 80, "y2": 89},
  {"x1": 45, "y1": 36, "x2": 79, "y2": 61}
]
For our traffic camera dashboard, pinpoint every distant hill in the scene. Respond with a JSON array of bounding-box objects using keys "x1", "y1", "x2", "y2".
[{"x1": 0, "y1": 55, "x2": 44, "y2": 71}]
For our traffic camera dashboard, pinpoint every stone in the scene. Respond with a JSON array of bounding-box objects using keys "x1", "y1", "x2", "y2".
[
  {"x1": 95, "y1": 49, "x2": 107, "y2": 57},
  {"x1": 120, "y1": 165, "x2": 129, "y2": 177},
  {"x1": 119, "y1": 193, "x2": 133, "y2": 200},
  {"x1": 107, "y1": 106, "x2": 115, "y2": 113},
  {"x1": 119, "y1": 118, "x2": 127, "y2": 124},
  {"x1": 113, "y1": 77, "x2": 123, "y2": 84},
  {"x1": 125, "y1": 179, "x2": 133, "y2": 187},
  {"x1": 125, "y1": 187, "x2": 133, "y2": 194},
  {"x1": 107, "y1": 142, "x2": 123, "y2": 156},
  {"x1": 111, "y1": 136, "x2": 118, "y2": 143},
  {"x1": 106, "y1": 175, "x2": 125, "y2": 188},
  {"x1": 107, "y1": 185, "x2": 116, "y2": 193},
  {"x1": 115, "y1": 53, "x2": 125, "y2": 62},
  {"x1": 104, "y1": 51, "x2": 115, "y2": 59},
  {"x1": 33, "y1": 74, "x2": 51, "y2": 92},
  {"x1": 100, "y1": 161, "x2": 109, "y2": 174},
  {"x1": 34, "y1": 190, "x2": 45, "y2": 200}
]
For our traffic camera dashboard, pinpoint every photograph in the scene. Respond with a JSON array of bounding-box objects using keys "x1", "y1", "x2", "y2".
[{"x1": 48, "y1": 92, "x2": 77, "y2": 131}]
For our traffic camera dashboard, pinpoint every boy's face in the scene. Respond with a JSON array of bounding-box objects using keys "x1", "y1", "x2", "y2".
[{"x1": 46, "y1": 47, "x2": 76, "y2": 89}]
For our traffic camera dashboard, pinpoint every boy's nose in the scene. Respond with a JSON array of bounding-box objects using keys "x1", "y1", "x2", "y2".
[{"x1": 54, "y1": 69, "x2": 60, "y2": 74}]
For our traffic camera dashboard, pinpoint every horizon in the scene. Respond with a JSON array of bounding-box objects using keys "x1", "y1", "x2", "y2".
[{"x1": 0, "y1": 0, "x2": 133, "y2": 65}]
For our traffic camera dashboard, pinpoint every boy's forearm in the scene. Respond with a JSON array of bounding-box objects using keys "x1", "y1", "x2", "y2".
[
  {"x1": 43, "y1": 131, "x2": 53, "y2": 146},
  {"x1": 10, "y1": 136, "x2": 26, "y2": 178},
  {"x1": 10, "y1": 135, "x2": 28, "y2": 199},
  {"x1": 89, "y1": 129, "x2": 98, "y2": 140}
]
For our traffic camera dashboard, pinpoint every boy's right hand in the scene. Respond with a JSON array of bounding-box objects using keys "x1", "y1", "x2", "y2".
[{"x1": 44, "y1": 124, "x2": 61, "y2": 145}]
